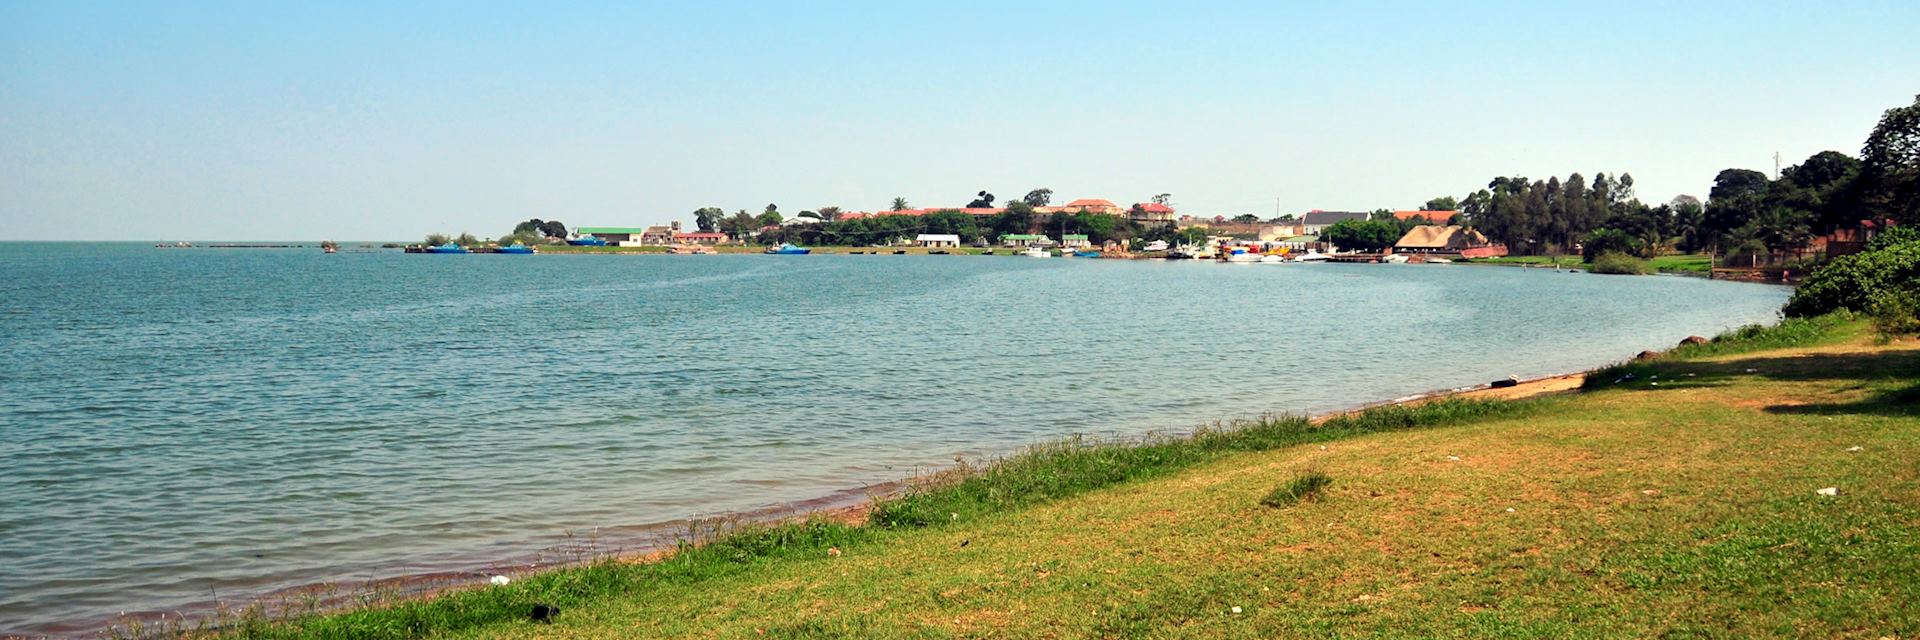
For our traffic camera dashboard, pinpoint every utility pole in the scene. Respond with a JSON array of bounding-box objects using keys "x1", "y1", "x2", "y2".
[{"x1": 1274, "y1": 197, "x2": 1280, "y2": 220}]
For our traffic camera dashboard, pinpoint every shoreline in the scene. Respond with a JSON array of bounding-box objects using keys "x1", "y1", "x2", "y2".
[{"x1": 68, "y1": 369, "x2": 1590, "y2": 639}]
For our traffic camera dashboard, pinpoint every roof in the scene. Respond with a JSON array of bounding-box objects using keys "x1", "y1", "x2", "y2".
[
  {"x1": 1133, "y1": 203, "x2": 1174, "y2": 213},
  {"x1": 916, "y1": 234, "x2": 960, "y2": 242},
  {"x1": 1062, "y1": 234, "x2": 1089, "y2": 240},
  {"x1": 1394, "y1": 225, "x2": 1490, "y2": 249},
  {"x1": 577, "y1": 227, "x2": 651, "y2": 235},
  {"x1": 673, "y1": 232, "x2": 728, "y2": 239},
  {"x1": 1301, "y1": 210, "x2": 1368, "y2": 225},
  {"x1": 1392, "y1": 210, "x2": 1457, "y2": 224},
  {"x1": 1002, "y1": 234, "x2": 1045, "y2": 240},
  {"x1": 1063, "y1": 198, "x2": 1118, "y2": 208}
]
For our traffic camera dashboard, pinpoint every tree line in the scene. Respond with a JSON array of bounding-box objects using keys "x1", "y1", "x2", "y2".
[
  {"x1": 1445, "y1": 94, "x2": 1919, "y2": 259},
  {"x1": 684, "y1": 189, "x2": 1203, "y2": 247}
]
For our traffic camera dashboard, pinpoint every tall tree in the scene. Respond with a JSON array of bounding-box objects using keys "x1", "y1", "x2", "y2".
[
  {"x1": 816, "y1": 206, "x2": 842, "y2": 222},
  {"x1": 1152, "y1": 193, "x2": 1173, "y2": 206},
  {"x1": 1422, "y1": 195, "x2": 1458, "y2": 211},
  {"x1": 1860, "y1": 94, "x2": 1920, "y2": 224},
  {"x1": 1705, "y1": 169, "x2": 1772, "y2": 249},
  {"x1": 693, "y1": 207, "x2": 724, "y2": 232},
  {"x1": 1775, "y1": 151, "x2": 1862, "y2": 232},
  {"x1": 1022, "y1": 189, "x2": 1053, "y2": 207},
  {"x1": 890, "y1": 197, "x2": 910, "y2": 211}
]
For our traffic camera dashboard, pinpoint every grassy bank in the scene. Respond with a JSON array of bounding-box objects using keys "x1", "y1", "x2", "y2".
[
  {"x1": 1466, "y1": 254, "x2": 1712, "y2": 274},
  {"x1": 163, "y1": 317, "x2": 1918, "y2": 639}
]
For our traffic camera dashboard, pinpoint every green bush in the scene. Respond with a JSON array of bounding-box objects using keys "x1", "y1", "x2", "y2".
[
  {"x1": 1866, "y1": 225, "x2": 1919, "y2": 252},
  {"x1": 1868, "y1": 285, "x2": 1920, "y2": 338},
  {"x1": 1784, "y1": 240, "x2": 1920, "y2": 317},
  {"x1": 1589, "y1": 252, "x2": 1654, "y2": 275},
  {"x1": 1583, "y1": 228, "x2": 1646, "y2": 262}
]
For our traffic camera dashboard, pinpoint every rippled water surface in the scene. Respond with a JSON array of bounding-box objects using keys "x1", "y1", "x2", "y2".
[{"x1": 0, "y1": 243, "x2": 1790, "y2": 634}]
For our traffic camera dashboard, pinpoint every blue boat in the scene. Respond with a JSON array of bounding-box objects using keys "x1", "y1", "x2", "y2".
[
  {"x1": 567, "y1": 237, "x2": 608, "y2": 246},
  {"x1": 765, "y1": 243, "x2": 812, "y2": 255},
  {"x1": 495, "y1": 244, "x2": 535, "y2": 254},
  {"x1": 425, "y1": 243, "x2": 469, "y2": 254},
  {"x1": 1073, "y1": 250, "x2": 1102, "y2": 258}
]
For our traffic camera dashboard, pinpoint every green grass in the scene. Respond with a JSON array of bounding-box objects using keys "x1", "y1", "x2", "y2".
[
  {"x1": 1467, "y1": 253, "x2": 1713, "y2": 274},
  {"x1": 1589, "y1": 252, "x2": 1654, "y2": 275},
  {"x1": 1259, "y1": 472, "x2": 1333, "y2": 508},
  {"x1": 1586, "y1": 311, "x2": 1861, "y2": 389},
  {"x1": 165, "y1": 317, "x2": 1920, "y2": 639},
  {"x1": 1649, "y1": 254, "x2": 1713, "y2": 273}
]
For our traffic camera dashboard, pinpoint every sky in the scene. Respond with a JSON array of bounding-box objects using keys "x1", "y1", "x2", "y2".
[{"x1": 2, "y1": 1, "x2": 1918, "y2": 241}]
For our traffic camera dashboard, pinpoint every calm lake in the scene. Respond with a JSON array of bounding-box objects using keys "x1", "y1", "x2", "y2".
[{"x1": 0, "y1": 243, "x2": 1790, "y2": 634}]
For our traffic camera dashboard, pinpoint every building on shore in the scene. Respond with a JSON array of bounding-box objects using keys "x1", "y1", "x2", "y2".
[
  {"x1": 1392, "y1": 210, "x2": 1459, "y2": 225},
  {"x1": 915, "y1": 234, "x2": 960, "y2": 248},
  {"x1": 1394, "y1": 225, "x2": 1506, "y2": 257},
  {"x1": 1129, "y1": 202, "x2": 1176, "y2": 225},
  {"x1": 1300, "y1": 210, "x2": 1369, "y2": 234},
  {"x1": 577, "y1": 227, "x2": 654, "y2": 246},
  {"x1": 641, "y1": 222, "x2": 681, "y2": 245},
  {"x1": 1001, "y1": 234, "x2": 1053, "y2": 247},
  {"x1": 1060, "y1": 234, "x2": 1092, "y2": 249},
  {"x1": 672, "y1": 232, "x2": 729, "y2": 245}
]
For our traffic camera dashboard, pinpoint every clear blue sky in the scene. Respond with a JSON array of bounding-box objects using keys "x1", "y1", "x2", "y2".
[{"x1": 3, "y1": 1, "x2": 1917, "y2": 241}]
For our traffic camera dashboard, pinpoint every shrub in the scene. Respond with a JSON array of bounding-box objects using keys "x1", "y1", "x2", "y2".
[
  {"x1": 1868, "y1": 285, "x2": 1920, "y2": 338},
  {"x1": 1866, "y1": 225, "x2": 1919, "y2": 252},
  {"x1": 1784, "y1": 240, "x2": 1920, "y2": 317},
  {"x1": 1261, "y1": 472, "x2": 1333, "y2": 508},
  {"x1": 1589, "y1": 252, "x2": 1654, "y2": 275},
  {"x1": 1583, "y1": 228, "x2": 1646, "y2": 261}
]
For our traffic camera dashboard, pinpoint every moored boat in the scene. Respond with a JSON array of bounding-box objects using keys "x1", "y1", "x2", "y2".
[
  {"x1": 425, "y1": 243, "x2": 469, "y2": 254},
  {"x1": 566, "y1": 236, "x2": 608, "y2": 246},
  {"x1": 1293, "y1": 251, "x2": 1329, "y2": 262},
  {"x1": 1073, "y1": 250, "x2": 1101, "y2": 258},
  {"x1": 765, "y1": 243, "x2": 812, "y2": 255},
  {"x1": 1019, "y1": 247, "x2": 1052, "y2": 258},
  {"x1": 495, "y1": 243, "x2": 535, "y2": 254}
]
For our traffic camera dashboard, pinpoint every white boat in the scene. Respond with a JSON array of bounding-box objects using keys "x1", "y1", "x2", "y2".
[
  {"x1": 1019, "y1": 247, "x2": 1052, "y2": 258},
  {"x1": 1142, "y1": 240, "x2": 1170, "y2": 252},
  {"x1": 1293, "y1": 251, "x2": 1330, "y2": 262},
  {"x1": 1383, "y1": 254, "x2": 1409, "y2": 264},
  {"x1": 1226, "y1": 251, "x2": 1262, "y2": 263},
  {"x1": 1427, "y1": 257, "x2": 1454, "y2": 264},
  {"x1": 1260, "y1": 254, "x2": 1289, "y2": 263}
]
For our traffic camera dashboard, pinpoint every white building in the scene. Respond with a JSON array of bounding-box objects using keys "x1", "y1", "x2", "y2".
[{"x1": 915, "y1": 234, "x2": 960, "y2": 248}]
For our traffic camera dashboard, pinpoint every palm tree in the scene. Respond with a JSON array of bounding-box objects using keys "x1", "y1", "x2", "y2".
[
  {"x1": 1673, "y1": 205, "x2": 1705, "y2": 253},
  {"x1": 890, "y1": 197, "x2": 910, "y2": 211}
]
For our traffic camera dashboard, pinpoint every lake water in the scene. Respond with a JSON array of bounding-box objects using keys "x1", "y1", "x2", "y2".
[{"x1": 0, "y1": 243, "x2": 1789, "y2": 635}]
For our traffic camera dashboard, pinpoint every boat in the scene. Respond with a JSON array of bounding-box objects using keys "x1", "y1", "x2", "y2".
[
  {"x1": 425, "y1": 243, "x2": 469, "y2": 254},
  {"x1": 1224, "y1": 248, "x2": 1262, "y2": 263},
  {"x1": 1073, "y1": 250, "x2": 1101, "y2": 258},
  {"x1": 566, "y1": 236, "x2": 608, "y2": 246},
  {"x1": 495, "y1": 243, "x2": 535, "y2": 254},
  {"x1": 765, "y1": 243, "x2": 812, "y2": 255},
  {"x1": 1427, "y1": 257, "x2": 1454, "y2": 264},
  {"x1": 1142, "y1": 240, "x2": 1170, "y2": 252},
  {"x1": 1260, "y1": 254, "x2": 1289, "y2": 263},
  {"x1": 1383, "y1": 253, "x2": 1409, "y2": 264},
  {"x1": 1019, "y1": 247, "x2": 1052, "y2": 258},
  {"x1": 321, "y1": 240, "x2": 338, "y2": 254},
  {"x1": 1293, "y1": 251, "x2": 1330, "y2": 262}
]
